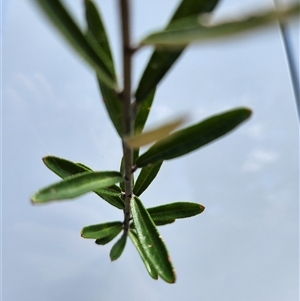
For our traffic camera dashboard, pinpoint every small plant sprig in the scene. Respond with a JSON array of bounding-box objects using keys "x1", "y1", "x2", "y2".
[{"x1": 31, "y1": 0, "x2": 299, "y2": 283}]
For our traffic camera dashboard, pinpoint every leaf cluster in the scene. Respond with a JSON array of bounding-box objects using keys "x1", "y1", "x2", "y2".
[{"x1": 30, "y1": 0, "x2": 297, "y2": 282}]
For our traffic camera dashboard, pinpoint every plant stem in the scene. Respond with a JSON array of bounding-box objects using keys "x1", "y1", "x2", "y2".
[
  {"x1": 273, "y1": 0, "x2": 300, "y2": 123},
  {"x1": 119, "y1": 0, "x2": 133, "y2": 234}
]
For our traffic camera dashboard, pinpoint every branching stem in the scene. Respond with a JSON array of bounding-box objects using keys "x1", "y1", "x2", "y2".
[{"x1": 119, "y1": 0, "x2": 133, "y2": 234}]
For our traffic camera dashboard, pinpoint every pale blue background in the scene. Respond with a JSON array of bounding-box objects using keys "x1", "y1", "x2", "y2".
[{"x1": 2, "y1": 0, "x2": 299, "y2": 300}]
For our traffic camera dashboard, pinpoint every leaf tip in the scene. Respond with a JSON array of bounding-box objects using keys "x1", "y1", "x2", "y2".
[
  {"x1": 80, "y1": 229, "x2": 85, "y2": 238},
  {"x1": 244, "y1": 107, "x2": 253, "y2": 118},
  {"x1": 30, "y1": 193, "x2": 40, "y2": 205},
  {"x1": 166, "y1": 266, "x2": 176, "y2": 284},
  {"x1": 42, "y1": 155, "x2": 53, "y2": 165}
]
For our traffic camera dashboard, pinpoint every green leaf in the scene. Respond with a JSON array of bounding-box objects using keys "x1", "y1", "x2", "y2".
[
  {"x1": 81, "y1": 221, "x2": 122, "y2": 239},
  {"x1": 98, "y1": 79, "x2": 123, "y2": 137},
  {"x1": 110, "y1": 234, "x2": 127, "y2": 261},
  {"x1": 95, "y1": 190, "x2": 125, "y2": 210},
  {"x1": 95, "y1": 231, "x2": 121, "y2": 245},
  {"x1": 125, "y1": 117, "x2": 186, "y2": 148},
  {"x1": 84, "y1": 0, "x2": 123, "y2": 136},
  {"x1": 31, "y1": 171, "x2": 123, "y2": 204},
  {"x1": 153, "y1": 220, "x2": 175, "y2": 226},
  {"x1": 75, "y1": 162, "x2": 93, "y2": 171},
  {"x1": 43, "y1": 156, "x2": 124, "y2": 209},
  {"x1": 134, "y1": 89, "x2": 156, "y2": 135},
  {"x1": 130, "y1": 219, "x2": 175, "y2": 228},
  {"x1": 135, "y1": 0, "x2": 220, "y2": 103},
  {"x1": 129, "y1": 230, "x2": 158, "y2": 280},
  {"x1": 133, "y1": 89, "x2": 156, "y2": 163},
  {"x1": 119, "y1": 156, "x2": 125, "y2": 191},
  {"x1": 141, "y1": 4, "x2": 300, "y2": 47},
  {"x1": 43, "y1": 155, "x2": 88, "y2": 178},
  {"x1": 147, "y1": 202, "x2": 205, "y2": 223},
  {"x1": 32, "y1": 0, "x2": 116, "y2": 89},
  {"x1": 85, "y1": 0, "x2": 116, "y2": 78},
  {"x1": 133, "y1": 162, "x2": 163, "y2": 196},
  {"x1": 136, "y1": 108, "x2": 252, "y2": 167},
  {"x1": 131, "y1": 196, "x2": 176, "y2": 283},
  {"x1": 95, "y1": 185, "x2": 122, "y2": 197}
]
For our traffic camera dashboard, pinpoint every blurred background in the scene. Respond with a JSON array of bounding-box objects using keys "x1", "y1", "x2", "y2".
[{"x1": 2, "y1": 0, "x2": 299, "y2": 300}]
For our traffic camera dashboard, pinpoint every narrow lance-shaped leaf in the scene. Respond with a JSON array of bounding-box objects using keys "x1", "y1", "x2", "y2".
[
  {"x1": 129, "y1": 230, "x2": 158, "y2": 280},
  {"x1": 147, "y1": 202, "x2": 205, "y2": 223},
  {"x1": 119, "y1": 156, "x2": 125, "y2": 192},
  {"x1": 133, "y1": 89, "x2": 156, "y2": 163},
  {"x1": 85, "y1": 0, "x2": 116, "y2": 78},
  {"x1": 134, "y1": 89, "x2": 156, "y2": 134},
  {"x1": 75, "y1": 162, "x2": 92, "y2": 171},
  {"x1": 84, "y1": 0, "x2": 123, "y2": 136},
  {"x1": 31, "y1": 0, "x2": 116, "y2": 89},
  {"x1": 153, "y1": 220, "x2": 175, "y2": 226},
  {"x1": 95, "y1": 231, "x2": 121, "y2": 246},
  {"x1": 94, "y1": 189, "x2": 124, "y2": 209},
  {"x1": 110, "y1": 234, "x2": 127, "y2": 261},
  {"x1": 130, "y1": 219, "x2": 175, "y2": 228},
  {"x1": 31, "y1": 171, "x2": 123, "y2": 204},
  {"x1": 136, "y1": 108, "x2": 252, "y2": 167},
  {"x1": 141, "y1": 4, "x2": 300, "y2": 47},
  {"x1": 135, "y1": 0, "x2": 220, "y2": 103},
  {"x1": 98, "y1": 79, "x2": 123, "y2": 137},
  {"x1": 81, "y1": 221, "x2": 122, "y2": 239},
  {"x1": 43, "y1": 155, "x2": 88, "y2": 178},
  {"x1": 43, "y1": 156, "x2": 124, "y2": 209},
  {"x1": 131, "y1": 196, "x2": 176, "y2": 283},
  {"x1": 133, "y1": 162, "x2": 163, "y2": 196},
  {"x1": 125, "y1": 117, "x2": 186, "y2": 148}
]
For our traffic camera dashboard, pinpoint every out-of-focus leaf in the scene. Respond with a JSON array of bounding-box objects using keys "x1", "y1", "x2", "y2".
[
  {"x1": 133, "y1": 90, "x2": 156, "y2": 163},
  {"x1": 135, "y1": 0, "x2": 220, "y2": 103},
  {"x1": 81, "y1": 221, "x2": 122, "y2": 239},
  {"x1": 43, "y1": 156, "x2": 124, "y2": 209},
  {"x1": 133, "y1": 162, "x2": 163, "y2": 196},
  {"x1": 110, "y1": 234, "x2": 127, "y2": 261},
  {"x1": 134, "y1": 89, "x2": 156, "y2": 135},
  {"x1": 32, "y1": 0, "x2": 116, "y2": 89},
  {"x1": 31, "y1": 171, "x2": 123, "y2": 204},
  {"x1": 84, "y1": 0, "x2": 123, "y2": 136},
  {"x1": 85, "y1": 0, "x2": 115, "y2": 78},
  {"x1": 95, "y1": 230, "x2": 121, "y2": 245},
  {"x1": 131, "y1": 196, "x2": 176, "y2": 283},
  {"x1": 125, "y1": 117, "x2": 186, "y2": 148},
  {"x1": 136, "y1": 108, "x2": 252, "y2": 167},
  {"x1": 129, "y1": 230, "x2": 158, "y2": 279},
  {"x1": 147, "y1": 202, "x2": 205, "y2": 223},
  {"x1": 141, "y1": 4, "x2": 300, "y2": 47},
  {"x1": 98, "y1": 80, "x2": 123, "y2": 137}
]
